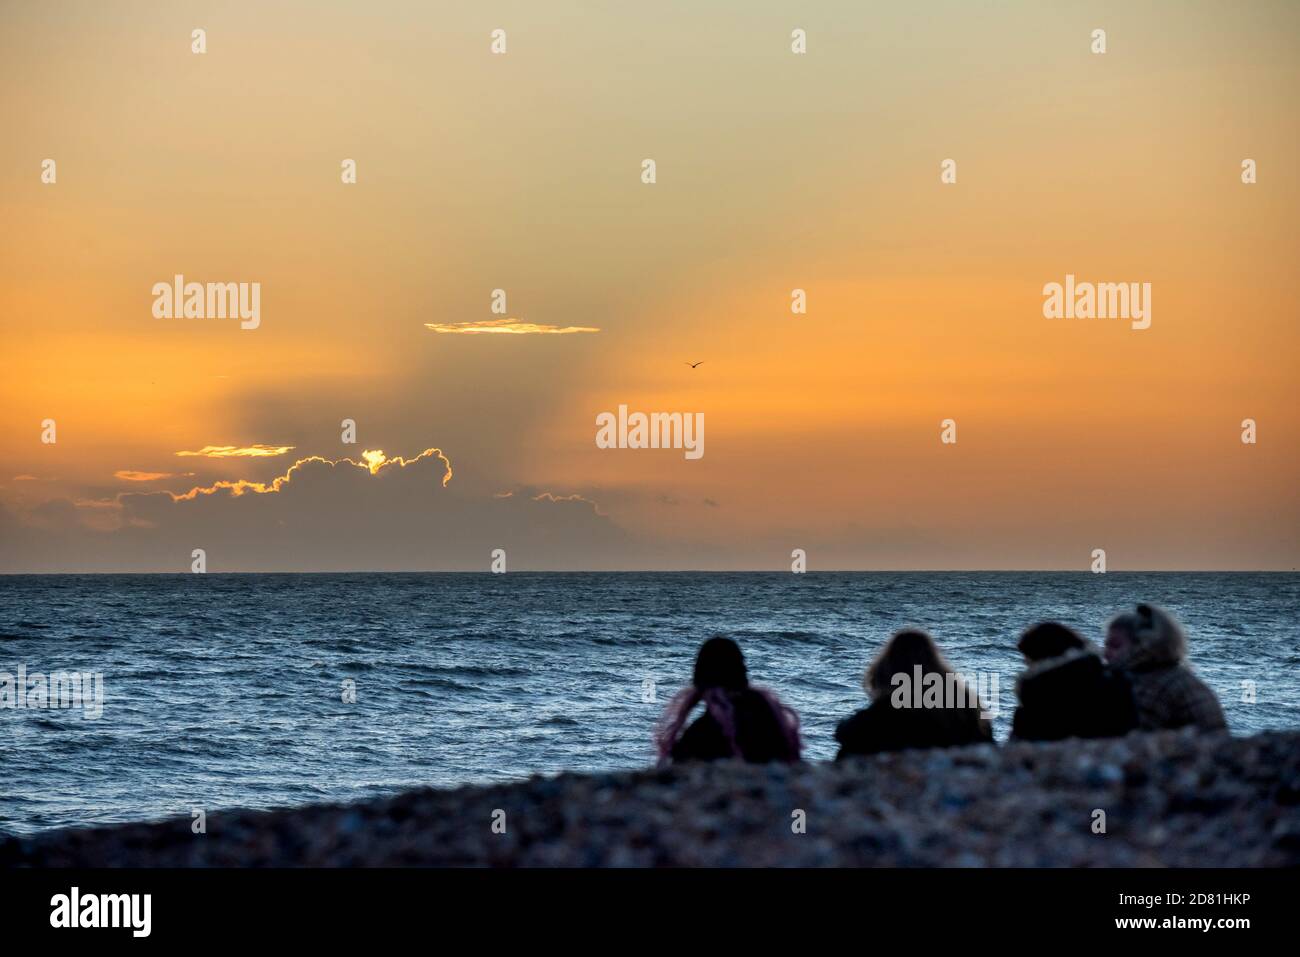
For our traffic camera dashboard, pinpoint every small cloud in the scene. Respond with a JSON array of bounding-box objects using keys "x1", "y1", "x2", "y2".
[
  {"x1": 74, "y1": 497, "x2": 122, "y2": 510},
  {"x1": 531, "y1": 491, "x2": 604, "y2": 516},
  {"x1": 176, "y1": 445, "x2": 295, "y2": 458},
  {"x1": 115, "y1": 470, "x2": 189, "y2": 482},
  {"x1": 12, "y1": 475, "x2": 38, "y2": 482},
  {"x1": 425, "y1": 318, "x2": 600, "y2": 335},
  {"x1": 703, "y1": 498, "x2": 720, "y2": 508}
]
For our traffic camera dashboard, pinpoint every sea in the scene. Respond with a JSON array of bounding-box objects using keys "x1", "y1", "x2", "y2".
[{"x1": 1, "y1": 572, "x2": 1296, "y2": 836}]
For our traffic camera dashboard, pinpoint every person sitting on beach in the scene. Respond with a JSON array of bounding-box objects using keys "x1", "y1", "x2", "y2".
[
  {"x1": 835, "y1": 629, "x2": 993, "y2": 759},
  {"x1": 1010, "y1": 621, "x2": 1138, "y2": 741},
  {"x1": 654, "y1": 636, "x2": 802, "y2": 764},
  {"x1": 1104, "y1": 603, "x2": 1227, "y2": 733}
]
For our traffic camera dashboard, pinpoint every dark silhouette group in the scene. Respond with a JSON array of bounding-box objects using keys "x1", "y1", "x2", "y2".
[{"x1": 655, "y1": 602, "x2": 1228, "y2": 765}]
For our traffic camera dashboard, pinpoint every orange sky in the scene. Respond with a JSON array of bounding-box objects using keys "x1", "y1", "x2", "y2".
[{"x1": 1, "y1": 1, "x2": 1297, "y2": 571}]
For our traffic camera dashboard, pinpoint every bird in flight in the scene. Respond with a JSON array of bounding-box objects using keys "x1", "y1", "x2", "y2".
[{"x1": 685, "y1": 361, "x2": 704, "y2": 369}]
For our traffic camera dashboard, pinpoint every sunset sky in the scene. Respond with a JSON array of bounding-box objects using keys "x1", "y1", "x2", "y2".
[{"x1": 1, "y1": 1, "x2": 1297, "y2": 571}]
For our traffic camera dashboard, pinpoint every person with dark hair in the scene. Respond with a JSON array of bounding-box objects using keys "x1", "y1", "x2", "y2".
[
  {"x1": 654, "y1": 637, "x2": 802, "y2": 764},
  {"x1": 1104, "y1": 603, "x2": 1226, "y2": 733},
  {"x1": 1010, "y1": 621, "x2": 1138, "y2": 741},
  {"x1": 835, "y1": 629, "x2": 992, "y2": 759}
]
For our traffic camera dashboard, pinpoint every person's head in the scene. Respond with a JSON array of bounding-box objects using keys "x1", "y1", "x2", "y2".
[
  {"x1": 1018, "y1": 622, "x2": 1086, "y2": 663},
  {"x1": 693, "y1": 636, "x2": 748, "y2": 691},
  {"x1": 1105, "y1": 603, "x2": 1186, "y2": 668},
  {"x1": 865, "y1": 629, "x2": 951, "y2": 698}
]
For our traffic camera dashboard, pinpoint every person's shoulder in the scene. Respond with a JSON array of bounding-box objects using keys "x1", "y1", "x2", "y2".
[
  {"x1": 1029, "y1": 648, "x2": 1103, "y2": 683},
  {"x1": 834, "y1": 704, "x2": 877, "y2": 742},
  {"x1": 1179, "y1": 667, "x2": 1227, "y2": 712},
  {"x1": 671, "y1": 711, "x2": 722, "y2": 759},
  {"x1": 1018, "y1": 649, "x2": 1094, "y2": 703}
]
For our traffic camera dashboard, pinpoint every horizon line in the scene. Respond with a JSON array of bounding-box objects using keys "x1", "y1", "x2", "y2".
[{"x1": 2, "y1": 568, "x2": 1296, "y2": 577}]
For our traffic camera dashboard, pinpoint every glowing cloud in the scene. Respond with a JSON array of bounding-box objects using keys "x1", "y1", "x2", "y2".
[
  {"x1": 115, "y1": 470, "x2": 189, "y2": 482},
  {"x1": 531, "y1": 491, "x2": 604, "y2": 516},
  {"x1": 165, "y1": 448, "x2": 452, "y2": 502},
  {"x1": 175, "y1": 445, "x2": 295, "y2": 458},
  {"x1": 425, "y1": 318, "x2": 600, "y2": 335}
]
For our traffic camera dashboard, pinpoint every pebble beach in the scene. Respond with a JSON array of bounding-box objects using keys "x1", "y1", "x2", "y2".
[{"x1": 5, "y1": 728, "x2": 1298, "y2": 867}]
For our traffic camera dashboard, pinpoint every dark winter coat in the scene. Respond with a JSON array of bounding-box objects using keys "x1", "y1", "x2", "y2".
[
  {"x1": 834, "y1": 694, "x2": 992, "y2": 759},
  {"x1": 1011, "y1": 648, "x2": 1138, "y2": 741}
]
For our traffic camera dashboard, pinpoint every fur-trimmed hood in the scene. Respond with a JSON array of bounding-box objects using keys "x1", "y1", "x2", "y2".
[
  {"x1": 1015, "y1": 645, "x2": 1102, "y2": 698},
  {"x1": 1114, "y1": 603, "x2": 1187, "y2": 672}
]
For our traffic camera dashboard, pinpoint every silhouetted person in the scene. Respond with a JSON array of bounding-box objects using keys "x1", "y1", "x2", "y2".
[
  {"x1": 1011, "y1": 621, "x2": 1138, "y2": 741},
  {"x1": 655, "y1": 637, "x2": 802, "y2": 764},
  {"x1": 835, "y1": 629, "x2": 993, "y2": 759},
  {"x1": 1104, "y1": 603, "x2": 1226, "y2": 733}
]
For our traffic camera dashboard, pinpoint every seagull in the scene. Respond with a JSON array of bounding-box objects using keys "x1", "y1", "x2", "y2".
[{"x1": 685, "y1": 361, "x2": 704, "y2": 369}]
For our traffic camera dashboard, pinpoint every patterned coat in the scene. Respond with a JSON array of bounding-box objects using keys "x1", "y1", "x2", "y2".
[
  {"x1": 1117, "y1": 608, "x2": 1227, "y2": 733},
  {"x1": 1128, "y1": 661, "x2": 1227, "y2": 733}
]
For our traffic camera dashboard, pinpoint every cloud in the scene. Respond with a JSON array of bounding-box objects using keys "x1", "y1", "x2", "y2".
[
  {"x1": 175, "y1": 445, "x2": 295, "y2": 458},
  {"x1": 12, "y1": 475, "x2": 38, "y2": 481},
  {"x1": 529, "y1": 491, "x2": 604, "y2": 516},
  {"x1": 163, "y1": 448, "x2": 452, "y2": 502},
  {"x1": 0, "y1": 447, "x2": 635, "y2": 572},
  {"x1": 424, "y1": 318, "x2": 600, "y2": 335},
  {"x1": 114, "y1": 470, "x2": 190, "y2": 482}
]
